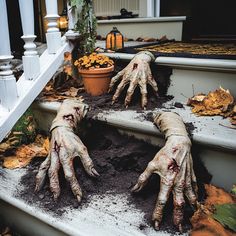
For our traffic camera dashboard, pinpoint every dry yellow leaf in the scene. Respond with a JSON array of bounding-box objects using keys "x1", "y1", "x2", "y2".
[{"x1": 188, "y1": 87, "x2": 234, "y2": 116}]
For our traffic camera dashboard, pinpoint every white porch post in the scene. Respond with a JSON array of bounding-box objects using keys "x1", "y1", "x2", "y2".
[
  {"x1": 0, "y1": 0, "x2": 18, "y2": 111},
  {"x1": 65, "y1": 2, "x2": 80, "y2": 39},
  {"x1": 155, "y1": 0, "x2": 160, "y2": 17},
  {"x1": 139, "y1": 0, "x2": 155, "y2": 17},
  {"x1": 45, "y1": 0, "x2": 61, "y2": 54},
  {"x1": 19, "y1": 0, "x2": 40, "y2": 80}
]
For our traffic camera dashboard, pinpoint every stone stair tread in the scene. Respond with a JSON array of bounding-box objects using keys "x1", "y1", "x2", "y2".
[
  {"x1": 35, "y1": 100, "x2": 236, "y2": 152},
  {"x1": 0, "y1": 158, "x2": 178, "y2": 236}
]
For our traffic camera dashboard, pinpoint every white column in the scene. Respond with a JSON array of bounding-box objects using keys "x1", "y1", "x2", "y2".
[
  {"x1": 139, "y1": 0, "x2": 154, "y2": 17},
  {"x1": 155, "y1": 0, "x2": 160, "y2": 17},
  {"x1": 0, "y1": 0, "x2": 18, "y2": 111},
  {"x1": 65, "y1": 2, "x2": 80, "y2": 40},
  {"x1": 19, "y1": 0, "x2": 40, "y2": 80},
  {"x1": 0, "y1": 0, "x2": 11, "y2": 56},
  {"x1": 45, "y1": 0, "x2": 61, "y2": 54}
]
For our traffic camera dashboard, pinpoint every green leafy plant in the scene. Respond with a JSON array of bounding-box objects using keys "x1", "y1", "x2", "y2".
[
  {"x1": 212, "y1": 203, "x2": 236, "y2": 232},
  {"x1": 68, "y1": 0, "x2": 97, "y2": 53}
]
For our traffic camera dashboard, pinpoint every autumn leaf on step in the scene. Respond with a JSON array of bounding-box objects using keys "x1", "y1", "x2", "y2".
[
  {"x1": 190, "y1": 184, "x2": 236, "y2": 236},
  {"x1": 188, "y1": 87, "x2": 235, "y2": 127},
  {"x1": 213, "y1": 203, "x2": 236, "y2": 232},
  {"x1": 3, "y1": 135, "x2": 49, "y2": 169},
  {"x1": 62, "y1": 87, "x2": 79, "y2": 97},
  {"x1": 188, "y1": 87, "x2": 234, "y2": 116}
]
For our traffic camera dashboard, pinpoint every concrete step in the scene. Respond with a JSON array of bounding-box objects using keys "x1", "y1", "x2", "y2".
[
  {"x1": 100, "y1": 50, "x2": 236, "y2": 103},
  {"x1": 1, "y1": 99, "x2": 235, "y2": 236},
  {"x1": 33, "y1": 100, "x2": 236, "y2": 191},
  {"x1": 97, "y1": 17, "x2": 186, "y2": 41}
]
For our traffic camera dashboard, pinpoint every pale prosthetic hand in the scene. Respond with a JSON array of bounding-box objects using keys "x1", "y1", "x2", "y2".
[
  {"x1": 132, "y1": 112, "x2": 198, "y2": 232},
  {"x1": 35, "y1": 99, "x2": 99, "y2": 202},
  {"x1": 108, "y1": 51, "x2": 158, "y2": 109}
]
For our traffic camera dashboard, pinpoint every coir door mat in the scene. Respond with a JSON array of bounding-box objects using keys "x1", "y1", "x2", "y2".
[{"x1": 118, "y1": 41, "x2": 236, "y2": 60}]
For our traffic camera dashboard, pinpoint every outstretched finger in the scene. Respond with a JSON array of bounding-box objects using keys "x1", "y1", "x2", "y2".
[
  {"x1": 124, "y1": 77, "x2": 139, "y2": 108},
  {"x1": 152, "y1": 179, "x2": 173, "y2": 230},
  {"x1": 138, "y1": 80, "x2": 148, "y2": 109},
  {"x1": 108, "y1": 70, "x2": 125, "y2": 92},
  {"x1": 132, "y1": 161, "x2": 155, "y2": 192},
  {"x1": 172, "y1": 160, "x2": 187, "y2": 233},
  {"x1": 147, "y1": 75, "x2": 158, "y2": 93},
  {"x1": 185, "y1": 155, "x2": 197, "y2": 206},
  {"x1": 74, "y1": 136, "x2": 99, "y2": 177},
  {"x1": 35, "y1": 154, "x2": 51, "y2": 192},
  {"x1": 189, "y1": 153, "x2": 198, "y2": 194},
  {"x1": 146, "y1": 66, "x2": 158, "y2": 93},
  {"x1": 60, "y1": 149, "x2": 83, "y2": 202},
  {"x1": 112, "y1": 78, "x2": 129, "y2": 104},
  {"x1": 48, "y1": 150, "x2": 61, "y2": 200},
  {"x1": 80, "y1": 154, "x2": 99, "y2": 177}
]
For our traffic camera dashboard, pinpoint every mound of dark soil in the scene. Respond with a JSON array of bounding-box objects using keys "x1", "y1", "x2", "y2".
[{"x1": 17, "y1": 122, "x2": 210, "y2": 233}]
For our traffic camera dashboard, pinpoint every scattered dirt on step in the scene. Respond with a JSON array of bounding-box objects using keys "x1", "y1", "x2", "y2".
[
  {"x1": 17, "y1": 123, "x2": 210, "y2": 234},
  {"x1": 81, "y1": 91, "x2": 173, "y2": 119}
]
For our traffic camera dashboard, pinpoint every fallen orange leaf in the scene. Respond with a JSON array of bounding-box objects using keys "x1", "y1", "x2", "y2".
[{"x1": 3, "y1": 135, "x2": 49, "y2": 169}]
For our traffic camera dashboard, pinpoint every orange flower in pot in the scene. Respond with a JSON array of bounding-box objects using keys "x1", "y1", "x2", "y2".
[{"x1": 74, "y1": 53, "x2": 114, "y2": 96}]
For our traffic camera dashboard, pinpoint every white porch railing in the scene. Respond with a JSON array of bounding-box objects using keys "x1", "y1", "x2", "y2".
[{"x1": 0, "y1": 0, "x2": 75, "y2": 142}]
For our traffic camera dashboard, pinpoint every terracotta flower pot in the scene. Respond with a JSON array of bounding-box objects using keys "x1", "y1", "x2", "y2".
[{"x1": 79, "y1": 65, "x2": 114, "y2": 96}]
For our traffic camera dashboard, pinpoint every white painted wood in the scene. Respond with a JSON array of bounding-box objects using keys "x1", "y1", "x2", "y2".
[
  {"x1": 22, "y1": 54, "x2": 40, "y2": 80},
  {"x1": 0, "y1": 38, "x2": 72, "y2": 142},
  {"x1": 45, "y1": 0, "x2": 58, "y2": 15},
  {"x1": 45, "y1": 0, "x2": 61, "y2": 54},
  {"x1": 93, "y1": 0, "x2": 139, "y2": 17},
  {"x1": 167, "y1": 69, "x2": 236, "y2": 103},
  {"x1": 0, "y1": 0, "x2": 11, "y2": 55},
  {"x1": 155, "y1": 57, "x2": 236, "y2": 71},
  {"x1": 155, "y1": 0, "x2": 160, "y2": 17},
  {"x1": 97, "y1": 17, "x2": 185, "y2": 40},
  {"x1": 101, "y1": 51, "x2": 236, "y2": 103},
  {"x1": 19, "y1": 0, "x2": 40, "y2": 80},
  {"x1": 0, "y1": 56, "x2": 18, "y2": 111},
  {"x1": 102, "y1": 52, "x2": 236, "y2": 72},
  {"x1": 139, "y1": 0, "x2": 154, "y2": 17},
  {"x1": 18, "y1": 0, "x2": 34, "y2": 35},
  {"x1": 0, "y1": 0, "x2": 17, "y2": 111}
]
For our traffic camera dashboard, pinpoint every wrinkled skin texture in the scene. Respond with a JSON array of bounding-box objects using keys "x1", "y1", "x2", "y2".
[
  {"x1": 108, "y1": 51, "x2": 158, "y2": 109},
  {"x1": 35, "y1": 99, "x2": 99, "y2": 202},
  {"x1": 35, "y1": 99, "x2": 197, "y2": 232},
  {"x1": 132, "y1": 112, "x2": 198, "y2": 232}
]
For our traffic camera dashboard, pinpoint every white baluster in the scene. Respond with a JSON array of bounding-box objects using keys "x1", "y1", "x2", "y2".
[
  {"x1": 0, "y1": 0, "x2": 18, "y2": 111},
  {"x1": 155, "y1": 0, "x2": 160, "y2": 17},
  {"x1": 65, "y1": 2, "x2": 80, "y2": 40},
  {"x1": 19, "y1": 0, "x2": 40, "y2": 80},
  {"x1": 45, "y1": 0, "x2": 61, "y2": 54}
]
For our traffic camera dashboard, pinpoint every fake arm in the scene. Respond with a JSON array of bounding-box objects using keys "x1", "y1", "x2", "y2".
[
  {"x1": 109, "y1": 51, "x2": 158, "y2": 109},
  {"x1": 132, "y1": 112, "x2": 197, "y2": 232},
  {"x1": 35, "y1": 99, "x2": 99, "y2": 202}
]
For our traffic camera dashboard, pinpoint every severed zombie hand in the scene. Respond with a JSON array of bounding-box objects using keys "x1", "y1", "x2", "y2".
[
  {"x1": 35, "y1": 99, "x2": 99, "y2": 202},
  {"x1": 132, "y1": 112, "x2": 198, "y2": 232},
  {"x1": 108, "y1": 51, "x2": 158, "y2": 109}
]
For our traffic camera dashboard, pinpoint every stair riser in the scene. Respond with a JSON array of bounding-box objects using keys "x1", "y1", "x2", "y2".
[{"x1": 32, "y1": 105, "x2": 235, "y2": 191}]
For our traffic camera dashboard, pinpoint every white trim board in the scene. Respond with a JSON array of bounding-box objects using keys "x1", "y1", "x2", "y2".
[{"x1": 0, "y1": 38, "x2": 72, "y2": 142}]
